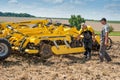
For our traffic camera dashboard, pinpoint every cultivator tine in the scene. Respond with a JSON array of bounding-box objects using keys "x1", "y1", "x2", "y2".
[
  {"x1": 64, "y1": 39, "x2": 71, "y2": 48},
  {"x1": 53, "y1": 40, "x2": 59, "y2": 49}
]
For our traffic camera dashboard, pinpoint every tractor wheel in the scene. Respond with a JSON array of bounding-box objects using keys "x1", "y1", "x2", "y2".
[
  {"x1": 39, "y1": 43, "x2": 53, "y2": 59},
  {"x1": 106, "y1": 37, "x2": 112, "y2": 50},
  {"x1": 0, "y1": 38, "x2": 11, "y2": 60}
]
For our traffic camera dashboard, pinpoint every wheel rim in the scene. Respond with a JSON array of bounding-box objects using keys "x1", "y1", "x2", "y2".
[{"x1": 0, "y1": 43, "x2": 9, "y2": 57}]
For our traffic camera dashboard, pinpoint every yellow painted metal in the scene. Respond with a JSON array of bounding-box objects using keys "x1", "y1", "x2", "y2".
[
  {"x1": 52, "y1": 45, "x2": 85, "y2": 55},
  {"x1": 95, "y1": 35, "x2": 100, "y2": 44},
  {"x1": 0, "y1": 20, "x2": 48, "y2": 29},
  {"x1": 22, "y1": 38, "x2": 30, "y2": 49},
  {"x1": 25, "y1": 49, "x2": 39, "y2": 54},
  {"x1": 12, "y1": 47, "x2": 19, "y2": 50},
  {"x1": 0, "y1": 19, "x2": 102, "y2": 55},
  {"x1": 29, "y1": 37, "x2": 40, "y2": 45}
]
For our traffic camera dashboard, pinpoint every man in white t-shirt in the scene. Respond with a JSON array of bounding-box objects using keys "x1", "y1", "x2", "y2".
[{"x1": 99, "y1": 18, "x2": 112, "y2": 62}]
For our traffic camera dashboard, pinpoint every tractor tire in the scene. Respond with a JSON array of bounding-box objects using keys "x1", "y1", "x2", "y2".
[
  {"x1": 0, "y1": 38, "x2": 11, "y2": 60},
  {"x1": 106, "y1": 37, "x2": 112, "y2": 50}
]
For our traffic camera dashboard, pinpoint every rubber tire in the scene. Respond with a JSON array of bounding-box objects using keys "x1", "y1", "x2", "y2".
[{"x1": 0, "y1": 38, "x2": 11, "y2": 60}]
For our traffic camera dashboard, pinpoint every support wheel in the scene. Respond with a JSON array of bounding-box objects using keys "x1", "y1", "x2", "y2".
[{"x1": 0, "y1": 38, "x2": 11, "y2": 60}]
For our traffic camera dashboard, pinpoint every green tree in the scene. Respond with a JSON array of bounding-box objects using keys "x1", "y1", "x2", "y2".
[{"x1": 69, "y1": 15, "x2": 85, "y2": 30}]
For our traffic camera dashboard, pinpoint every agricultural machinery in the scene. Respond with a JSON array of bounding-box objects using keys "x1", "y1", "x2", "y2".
[{"x1": 0, "y1": 19, "x2": 112, "y2": 60}]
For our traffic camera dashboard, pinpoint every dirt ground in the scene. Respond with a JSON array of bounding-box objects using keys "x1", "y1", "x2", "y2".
[
  {"x1": 0, "y1": 37, "x2": 119, "y2": 80},
  {"x1": 86, "y1": 21, "x2": 120, "y2": 31},
  {"x1": 0, "y1": 17, "x2": 120, "y2": 80},
  {"x1": 110, "y1": 36, "x2": 120, "y2": 42}
]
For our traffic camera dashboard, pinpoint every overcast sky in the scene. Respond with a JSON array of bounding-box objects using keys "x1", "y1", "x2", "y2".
[{"x1": 0, "y1": 0, "x2": 120, "y2": 20}]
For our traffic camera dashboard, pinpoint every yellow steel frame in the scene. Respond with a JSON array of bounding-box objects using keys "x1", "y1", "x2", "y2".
[{"x1": 0, "y1": 19, "x2": 101, "y2": 55}]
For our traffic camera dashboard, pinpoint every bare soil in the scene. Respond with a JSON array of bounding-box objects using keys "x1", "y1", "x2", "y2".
[
  {"x1": 110, "y1": 36, "x2": 120, "y2": 42},
  {"x1": 0, "y1": 41, "x2": 120, "y2": 80},
  {"x1": 86, "y1": 21, "x2": 120, "y2": 31}
]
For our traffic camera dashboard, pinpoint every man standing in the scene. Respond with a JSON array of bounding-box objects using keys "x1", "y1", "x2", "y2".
[
  {"x1": 77, "y1": 23, "x2": 95, "y2": 62},
  {"x1": 99, "y1": 18, "x2": 112, "y2": 62}
]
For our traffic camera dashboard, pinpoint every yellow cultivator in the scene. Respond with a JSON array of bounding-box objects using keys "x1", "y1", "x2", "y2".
[{"x1": 0, "y1": 19, "x2": 112, "y2": 60}]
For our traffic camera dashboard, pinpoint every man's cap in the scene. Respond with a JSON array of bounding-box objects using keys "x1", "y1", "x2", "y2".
[
  {"x1": 81, "y1": 23, "x2": 87, "y2": 28},
  {"x1": 100, "y1": 18, "x2": 107, "y2": 22},
  {"x1": 81, "y1": 23, "x2": 86, "y2": 26}
]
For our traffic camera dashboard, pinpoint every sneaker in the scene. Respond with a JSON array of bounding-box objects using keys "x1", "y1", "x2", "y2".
[
  {"x1": 106, "y1": 59, "x2": 112, "y2": 63},
  {"x1": 86, "y1": 52, "x2": 91, "y2": 61},
  {"x1": 86, "y1": 54, "x2": 91, "y2": 60}
]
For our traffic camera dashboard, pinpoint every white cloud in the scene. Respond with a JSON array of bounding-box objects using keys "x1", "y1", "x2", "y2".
[
  {"x1": 8, "y1": 0, "x2": 18, "y2": 4},
  {"x1": 44, "y1": 0, "x2": 64, "y2": 4}
]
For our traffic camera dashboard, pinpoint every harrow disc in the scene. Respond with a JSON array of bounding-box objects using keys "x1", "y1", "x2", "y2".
[{"x1": 39, "y1": 43, "x2": 53, "y2": 59}]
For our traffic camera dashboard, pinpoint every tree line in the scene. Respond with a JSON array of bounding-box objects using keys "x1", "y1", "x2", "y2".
[{"x1": 0, "y1": 11, "x2": 35, "y2": 17}]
